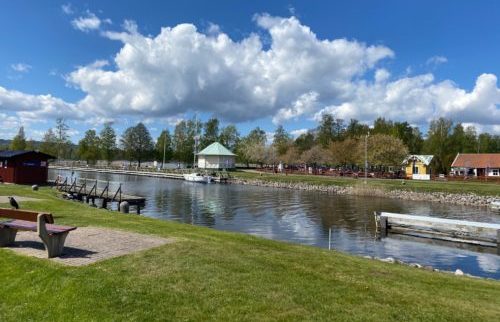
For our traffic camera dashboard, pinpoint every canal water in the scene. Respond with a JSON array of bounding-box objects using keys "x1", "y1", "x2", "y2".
[{"x1": 50, "y1": 169, "x2": 500, "y2": 279}]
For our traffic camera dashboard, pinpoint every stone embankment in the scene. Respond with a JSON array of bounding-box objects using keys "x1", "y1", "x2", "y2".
[{"x1": 232, "y1": 178, "x2": 498, "y2": 207}]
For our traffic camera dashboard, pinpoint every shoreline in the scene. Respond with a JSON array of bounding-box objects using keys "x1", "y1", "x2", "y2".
[
  {"x1": 231, "y1": 178, "x2": 499, "y2": 207},
  {"x1": 50, "y1": 166, "x2": 499, "y2": 208}
]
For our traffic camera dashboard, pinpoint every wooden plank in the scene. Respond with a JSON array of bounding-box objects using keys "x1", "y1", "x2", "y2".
[
  {"x1": 0, "y1": 208, "x2": 54, "y2": 224},
  {"x1": 378, "y1": 212, "x2": 500, "y2": 246}
]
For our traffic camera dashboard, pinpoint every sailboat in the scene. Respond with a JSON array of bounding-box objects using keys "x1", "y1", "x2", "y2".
[{"x1": 184, "y1": 114, "x2": 212, "y2": 184}]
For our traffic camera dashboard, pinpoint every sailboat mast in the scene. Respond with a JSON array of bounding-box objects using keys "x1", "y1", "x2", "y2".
[{"x1": 193, "y1": 114, "x2": 198, "y2": 168}]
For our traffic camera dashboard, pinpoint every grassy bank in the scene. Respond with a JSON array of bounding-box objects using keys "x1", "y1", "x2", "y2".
[
  {"x1": 1, "y1": 184, "x2": 499, "y2": 321},
  {"x1": 232, "y1": 171, "x2": 500, "y2": 197}
]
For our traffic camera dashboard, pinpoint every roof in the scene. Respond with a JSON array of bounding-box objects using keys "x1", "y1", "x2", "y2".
[
  {"x1": 402, "y1": 155, "x2": 434, "y2": 166},
  {"x1": 451, "y1": 153, "x2": 500, "y2": 168},
  {"x1": 197, "y1": 142, "x2": 236, "y2": 156},
  {"x1": 0, "y1": 150, "x2": 55, "y2": 159}
]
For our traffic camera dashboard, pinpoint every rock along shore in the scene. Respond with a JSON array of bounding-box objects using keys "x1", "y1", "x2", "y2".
[{"x1": 231, "y1": 178, "x2": 498, "y2": 207}]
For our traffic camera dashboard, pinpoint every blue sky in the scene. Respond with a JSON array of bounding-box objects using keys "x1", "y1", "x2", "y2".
[{"x1": 1, "y1": 0, "x2": 499, "y2": 142}]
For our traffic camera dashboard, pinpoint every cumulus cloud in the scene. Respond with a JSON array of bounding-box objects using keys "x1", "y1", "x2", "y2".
[
  {"x1": 0, "y1": 86, "x2": 83, "y2": 122},
  {"x1": 291, "y1": 128, "x2": 309, "y2": 138},
  {"x1": 68, "y1": 14, "x2": 394, "y2": 123},
  {"x1": 315, "y1": 73, "x2": 500, "y2": 126},
  {"x1": 1, "y1": 14, "x2": 499, "y2": 136},
  {"x1": 426, "y1": 55, "x2": 448, "y2": 66},
  {"x1": 11, "y1": 63, "x2": 32, "y2": 73},
  {"x1": 71, "y1": 11, "x2": 110, "y2": 32}
]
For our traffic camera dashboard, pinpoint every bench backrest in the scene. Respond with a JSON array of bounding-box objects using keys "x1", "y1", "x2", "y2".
[{"x1": 0, "y1": 208, "x2": 54, "y2": 224}]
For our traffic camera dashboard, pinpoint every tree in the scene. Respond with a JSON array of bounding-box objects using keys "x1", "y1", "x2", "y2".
[
  {"x1": 120, "y1": 123, "x2": 154, "y2": 166},
  {"x1": 40, "y1": 129, "x2": 58, "y2": 157},
  {"x1": 55, "y1": 118, "x2": 71, "y2": 159},
  {"x1": 294, "y1": 131, "x2": 315, "y2": 153},
  {"x1": 423, "y1": 118, "x2": 454, "y2": 174},
  {"x1": 10, "y1": 126, "x2": 27, "y2": 150},
  {"x1": 300, "y1": 145, "x2": 328, "y2": 166},
  {"x1": 78, "y1": 129, "x2": 100, "y2": 164},
  {"x1": 201, "y1": 117, "x2": 219, "y2": 148},
  {"x1": 317, "y1": 113, "x2": 335, "y2": 147},
  {"x1": 219, "y1": 125, "x2": 240, "y2": 151},
  {"x1": 363, "y1": 134, "x2": 409, "y2": 167},
  {"x1": 236, "y1": 127, "x2": 266, "y2": 166},
  {"x1": 156, "y1": 129, "x2": 173, "y2": 166},
  {"x1": 173, "y1": 120, "x2": 191, "y2": 163},
  {"x1": 99, "y1": 122, "x2": 117, "y2": 164},
  {"x1": 272, "y1": 125, "x2": 291, "y2": 156},
  {"x1": 345, "y1": 119, "x2": 369, "y2": 138},
  {"x1": 328, "y1": 138, "x2": 361, "y2": 167}
]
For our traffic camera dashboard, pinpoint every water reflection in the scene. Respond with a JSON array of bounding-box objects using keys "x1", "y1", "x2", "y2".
[{"x1": 49, "y1": 169, "x2": 500, "y2": 279}]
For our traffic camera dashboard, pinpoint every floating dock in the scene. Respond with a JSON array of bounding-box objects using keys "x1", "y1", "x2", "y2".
[
  {"x1": 50, "y1": 166, "x2": 232, "y2": 183},
  {"x1": 374, "y1": 211, "x2": 500, "y2": 254},
  {"x1": 53, "y1": 177, "x2": 146, "y2": 214}
]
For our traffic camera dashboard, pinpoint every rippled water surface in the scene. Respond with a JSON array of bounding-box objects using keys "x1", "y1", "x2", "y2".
[{"x1": 50, "y1": 169, "x2": 500, "y2": 279}]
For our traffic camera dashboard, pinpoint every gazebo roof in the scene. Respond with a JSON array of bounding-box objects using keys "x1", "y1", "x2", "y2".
[
  {"x1": 197, "y1": 142, "x2": 236, "y2": 156},
  {"x1": 402, "y1": 155, "x2": 434, "y2": 166}
]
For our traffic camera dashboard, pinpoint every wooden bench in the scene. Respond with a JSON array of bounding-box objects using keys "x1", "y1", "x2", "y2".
[{"x1": 0, "y1": 208, "x2": 77, "y2": 258}]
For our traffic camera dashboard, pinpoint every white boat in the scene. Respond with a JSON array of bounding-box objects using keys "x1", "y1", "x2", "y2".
[
  {"x1": 183, "y1": 173, "x2": 212, "y2": 183},
  {"x1": 491, "y1": 200, "x2": 500, "y2": 210}
]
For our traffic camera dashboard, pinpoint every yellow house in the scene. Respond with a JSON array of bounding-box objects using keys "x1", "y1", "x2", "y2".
[{"x1": 402, "y1": 155, "x2": 433, "y2": 180}]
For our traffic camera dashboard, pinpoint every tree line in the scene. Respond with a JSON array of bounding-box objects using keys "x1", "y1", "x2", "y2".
[{"x1": 3, "y1": 115, "x2": 499, "y2": 174}]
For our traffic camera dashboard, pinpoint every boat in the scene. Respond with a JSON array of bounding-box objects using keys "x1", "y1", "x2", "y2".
[
  {"x1": 183, "y1": 173, "x2": 212, "y2": 183},
  {"x1": 491, "y1": 200, "x2": 500, "y2": 211}
]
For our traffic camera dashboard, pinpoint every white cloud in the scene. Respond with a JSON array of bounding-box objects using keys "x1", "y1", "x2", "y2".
[
  {"x1": 11, "y1": 63, "x2": 32, "y2": 73},
  {"x1": 290, "y1": 128, "x2": 308, "y2": 138},
  {"x1": 71, "y1": 11, "x2": 110, "y2": 32},
  {"x1": 61, "y1": 3, "x2": 74, "y2": 15},
  {"x1": 315, "y1": 73, "x2": 500, "y2": 127},
  {"x1": 69, "y1": 14, "x2": 394, "y2": 123},
  {"x1": 0, "y1": 86, "x2": 83, "y2": 122},
  {"x1": 273, "y1": 92, "x2": 319, "y2": 124},
  {"x1": 426, "y1": 55, "x2": 448, "y2": 66},
  {"x1": 1, "y1": 14, "x2": 499, "y2": 137}
]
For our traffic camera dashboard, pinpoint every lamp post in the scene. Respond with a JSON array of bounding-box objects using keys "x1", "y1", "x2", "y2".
[
  {"x1": 364, "y1": 131, "x2": 370, "y2": 184},
  {"x1": 162, "y1": 129, "x2": 167, "y2": 170}
]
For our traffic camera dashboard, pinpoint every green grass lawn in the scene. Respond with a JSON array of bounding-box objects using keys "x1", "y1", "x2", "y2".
[
  {"x1": 232, "y1": 170, "x2": 500, "y2": 196},
  {"x1": 1, "y1": 184, "x2": 499, "y2": 321}
]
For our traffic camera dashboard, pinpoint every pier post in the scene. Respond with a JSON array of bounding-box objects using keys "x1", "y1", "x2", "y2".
[
  {"x1": 497, "y1": 230, "x2": 500, "y2": 255},
  {"x1": 379, "y1": 216, "x2": 388, "y2": 237},
  {"x1": 119, "y1": 201, "x2": 129, "y2": 214}
]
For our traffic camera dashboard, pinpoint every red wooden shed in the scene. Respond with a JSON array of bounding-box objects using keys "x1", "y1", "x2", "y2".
[{"x1": 0, "y1": 150, "x2": 55, "y2": 184}]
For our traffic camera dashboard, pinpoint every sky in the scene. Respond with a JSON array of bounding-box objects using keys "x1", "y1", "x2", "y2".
[{"x1": 0, "y1": 0, "x2": 499, "y2": 143}]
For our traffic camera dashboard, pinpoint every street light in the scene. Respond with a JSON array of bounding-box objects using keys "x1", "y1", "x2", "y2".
[
  {"x1": 364, "y1": 131, "x2": 370, "y2": 184},
  {"x1": 162, "y1": 129, "x2": 167, "y2": 170}
]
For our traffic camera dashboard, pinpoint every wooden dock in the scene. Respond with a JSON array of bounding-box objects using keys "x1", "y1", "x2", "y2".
[
  {"x1": 374, "y1": 211, "x2": 500, "y2": 253},
  {"x1": 53, "y1": 177, "x2": 146, "y2": 214}
]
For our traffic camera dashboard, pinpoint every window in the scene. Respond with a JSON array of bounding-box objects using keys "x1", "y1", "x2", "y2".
[
  {"x1": 493, "y1": 169, "x2": 499, "y2": 176},
  {"x1": 412, "y1": 166, "x2": 419, "y2": 174}
]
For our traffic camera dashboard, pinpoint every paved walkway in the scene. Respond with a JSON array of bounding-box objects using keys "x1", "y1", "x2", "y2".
[{"x1": 3, "y1": 227, "x2": 174, "y2": 266}]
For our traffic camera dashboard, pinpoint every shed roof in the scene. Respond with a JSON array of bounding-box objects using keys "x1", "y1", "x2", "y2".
[
  {"x1": 402, "y1": 155, "x2": 434, "y2": 166},
  {"x1": 0, "y1": 150, "x2": 55, "y2": 159},
  {"x1": 197, "y1": 142, "x2": 236, "y2": 156},
  {"x1": 451, "y1": 153, "x2": 500, "y2": 168}
]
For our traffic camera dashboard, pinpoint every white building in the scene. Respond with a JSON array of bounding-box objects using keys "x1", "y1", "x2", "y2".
[{"x1": 197, "y1": 142, "x2": 236, "y2": 169}]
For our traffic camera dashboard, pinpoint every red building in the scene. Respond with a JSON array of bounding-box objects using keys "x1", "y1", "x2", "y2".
[{"x1": 0, "y1": 150, "x2": 55, "y2": 184}]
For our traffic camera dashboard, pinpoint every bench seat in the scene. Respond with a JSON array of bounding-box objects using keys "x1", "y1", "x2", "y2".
[{"x1": 0, "y1": 219, "x2": 76, "y2": 235}]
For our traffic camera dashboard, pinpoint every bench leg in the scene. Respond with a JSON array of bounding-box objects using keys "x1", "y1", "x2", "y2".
[
  {"x1": 0, "y1": 227, "x2": 17, "y2": 246},
  {"x1": 39, "y1": 232, "x2": 69, "y2": 258}
]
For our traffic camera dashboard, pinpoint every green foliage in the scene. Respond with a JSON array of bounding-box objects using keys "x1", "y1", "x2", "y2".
[
  {"x1": 272, "y1": 125, "x2": 292, "y2": 156},
  {"x1": 365, "y1": 134, "x2": 409, "y2": 166},
  {"x1": 156, "y1": 129, "x2": 173, "y2": 165},
  {"x1": 294, "y1": 131, "x2": 315, "y2": 153},
  {"x1": 120, "y1": 122, "x2": 154, "y2": 166},
  {"x1": 78, "y1": 129, "x2": 100, "y2": 164},
  {"x1": 40, "y1": 128, "x2": 58, "y2": 157},
  {"x1": 9, "y1": 127, "x2": 26, "y2": 150},
  {"x1": 55, "y1": 118, "x2": 72, "y2": 159},
  {"x1": 219, "y1": 124, "x2": 240, "y2": 151},
  {"x1": 236, "y1": 127, "x2": 267, "y2": 165},
  {"x1": 201, "y1": 117, "x2": 219, "y2": 149},
  {"x1": 99, "y1": 122, "x2": 117, "y2": 164}
]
